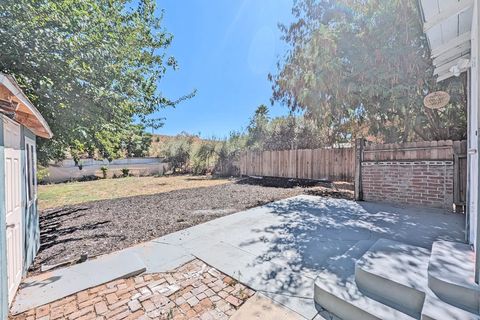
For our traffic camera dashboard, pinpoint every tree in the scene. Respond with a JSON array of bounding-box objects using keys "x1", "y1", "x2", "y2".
[
  {"x1": 160, "y1": 133, "x2": 195, "y2": 172},
  {"x1": 123, "y1": 124, "x2": 153, "y2": 158},
  {"x1": 270, "y1": 0, "x2": 466, "y2": 143},
  {"x1": 194, "y1": 140, "x2": 219, "y2": 174},
  {"x1": 0, "y1": 0, "x2": 194, "y2": 164},
  {"x1": 215, "y1": 131, "x2": 247, "y2": 175},
  {"x1": 246, "y1": 105, "x2": 270, "y2": 149}
]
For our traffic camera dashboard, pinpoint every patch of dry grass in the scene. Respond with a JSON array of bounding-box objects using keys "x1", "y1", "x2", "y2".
[{"x1": 38, "y1": 175, "x2": 231, "y2": 210}]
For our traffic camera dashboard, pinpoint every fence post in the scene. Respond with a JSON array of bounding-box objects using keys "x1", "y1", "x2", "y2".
[
  {"x1": 453, "y1": 141, "x2": 459, "y2": 211},
  {"x1": 354, "y1": 138, "x2": 365, "y2": 201}
]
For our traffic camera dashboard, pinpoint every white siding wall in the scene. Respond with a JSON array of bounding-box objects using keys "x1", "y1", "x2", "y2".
[{"x1": 469, "y1": 0, "x2": 479, "y2": 247}]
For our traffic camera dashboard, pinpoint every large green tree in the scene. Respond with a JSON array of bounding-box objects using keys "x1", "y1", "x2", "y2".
[
  {"x1": 270, "y1": 0, "x2": 467, "y2": 144},
  {"x1": 0, "y1": 0, "x2": 194, "y2": 163}
]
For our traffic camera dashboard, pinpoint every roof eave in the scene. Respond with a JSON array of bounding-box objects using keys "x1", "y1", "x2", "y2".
[
  {"x1": 419, "y1": 0, "x2": 474, "y2": 82},
  {"x1": 0, "y1": 73, "x2": 53, "y2": 139}
]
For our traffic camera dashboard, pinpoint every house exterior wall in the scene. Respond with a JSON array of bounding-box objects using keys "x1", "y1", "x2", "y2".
[
  {"x1": 473, "y1": 0, "x2": 480, "y2": 282},
  {"x1": 362, "y1": 161, "x2": 454, "y2": 210},
  {"x1": 468, "y1": 0, "x2": 479, "y2": 248},
  {"x1": 0, "y1": 118, "x2": 8, "y2": 320}
]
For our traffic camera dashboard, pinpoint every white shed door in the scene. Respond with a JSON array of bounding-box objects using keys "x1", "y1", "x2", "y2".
[{"x1": 3, "y1": 117, "x2": 23, "y2": 305}]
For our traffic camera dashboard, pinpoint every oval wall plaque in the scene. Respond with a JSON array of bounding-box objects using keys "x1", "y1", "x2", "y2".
[{"x1": 423, "y1": 91, "x2": 450, "y2": 110}]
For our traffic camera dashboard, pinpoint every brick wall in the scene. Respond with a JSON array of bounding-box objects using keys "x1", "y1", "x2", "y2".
[{"x1": 361, "y1": 161, "x2": 454, "y2": 210}]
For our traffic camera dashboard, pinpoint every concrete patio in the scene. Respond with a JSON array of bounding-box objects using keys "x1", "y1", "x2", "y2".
[{"x1": 11, "y1": 195, "x2": 465, "y2": 319}]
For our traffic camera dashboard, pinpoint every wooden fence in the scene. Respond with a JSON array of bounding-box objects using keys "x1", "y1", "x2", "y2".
[
  {"x1": 238, "y1": 139, "x2": 467, "y2": 210},
  {"x1": 362, "y1": 140, "x2": 464, "y2": 161},
  {"x1": 239, "y1": 148, "x2": 355, "y2": 182}
]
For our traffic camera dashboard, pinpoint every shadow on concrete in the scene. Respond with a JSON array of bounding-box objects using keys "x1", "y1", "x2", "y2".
[{"x1": 229, "y1": 197, "x2": 464, "y2": 304}]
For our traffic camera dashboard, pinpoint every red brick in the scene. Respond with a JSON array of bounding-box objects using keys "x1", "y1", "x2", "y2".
[
  {"x1": 94, "y1": 301, "x2": 108, "y2": 315},
  {"x1": 35, "y1": 305, "x2": 50, "y2": 318},
  {"x1": 225, "y1": 295, "x2": 242, "y2": 307},
  {"x1": 68, "y1": 306, "x2": 94, "y2": 319},
  {"x1": 105, "y1": 293, "x2": 118, "y2": 305}
]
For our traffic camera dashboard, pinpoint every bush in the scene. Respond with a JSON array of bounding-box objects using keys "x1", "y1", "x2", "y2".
[
  {"x1": 78, "y1": 175, "x2": 99, "y2": 182},
  {"x1": 160, "y1": 133, "x2": 194, "y2": 173},
  {"x1": 121, "y1": 168, "x2": 130, "y2": 177},
  {"x1": 37, "y1": 165, "x2": 50, "y2": 184},
  {"x1": 191, "y1": 158, "x2": 207, "y2": 175},
  {"x1": 100, "y1": 166, "x2": 108, "y2": 179},
  {"x1": 193, "y1": 140, "x2": 219, "y2": 175},
  {"x1": 159, "y1": 133, "x2": 224, "y2": 175}
]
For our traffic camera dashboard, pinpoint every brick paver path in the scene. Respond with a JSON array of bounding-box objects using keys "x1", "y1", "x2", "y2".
[{"x1": 10, "y1": 259, "x2": 254, "y2": 320}]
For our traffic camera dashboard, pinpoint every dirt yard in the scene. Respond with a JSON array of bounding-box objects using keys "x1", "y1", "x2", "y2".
[
  {"x1": 38, "y1": 175, "x2": 231, "y2": 210},
  {"x1": 33, "y1": 176, "x2": 353, "y2": 274}
]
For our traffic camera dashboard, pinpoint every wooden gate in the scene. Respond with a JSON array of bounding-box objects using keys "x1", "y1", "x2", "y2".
[{"x1": 453, "y1": 140, "x2": 467, "y2": 211}]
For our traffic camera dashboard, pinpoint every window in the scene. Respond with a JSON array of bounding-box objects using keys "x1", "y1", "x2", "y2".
[
  {"x1": 31, "y1": 145, "x2": 36, "y2": 192},
  {"x1": 26, "y1": 144, "x2": 31, "y2": 200},
  {"x1": 26, "y1": 139, "x2": 36, "y2": 202}
]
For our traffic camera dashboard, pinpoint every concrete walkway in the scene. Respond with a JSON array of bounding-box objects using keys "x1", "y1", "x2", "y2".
[{"x1": 12, "y1": 195, "x2": 465, "y2": 319}]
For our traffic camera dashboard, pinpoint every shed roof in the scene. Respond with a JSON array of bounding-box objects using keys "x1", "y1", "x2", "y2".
[
  {"x1": 419, "y1": 0, "x2": 474, "y2": 82},
  {"x1": 0, "y1": 73, "x2": 53, "y2": 139}
]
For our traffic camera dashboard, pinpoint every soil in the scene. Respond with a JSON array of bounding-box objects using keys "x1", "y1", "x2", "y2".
[{"x1": 31, "y1": 178, "x2": 353, "y2": 275}]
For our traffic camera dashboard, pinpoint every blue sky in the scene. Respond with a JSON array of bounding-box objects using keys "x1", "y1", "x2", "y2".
[{"x1": 153, "y1": 0, "x2": 294, "y2": 138}]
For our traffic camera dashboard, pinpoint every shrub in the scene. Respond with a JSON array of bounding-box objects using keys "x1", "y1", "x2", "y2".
[
  {"x1": 193, "y1": 140, "x2": 219, "y2": 175},
  {"x1": 78, "y1": 175, "x2": 99, "y2": 182},
  {"x1": 37, "y1": 165, "x2": 50, "y2": 184},
  {"x1": 191, "y1": 158, "x2": 207, "y2": 175},
  {"x1": 100, "y1": 166, "x2": 108, "y2": 179},
  {"x1": 121, "y1": 168, "x2": 130, "y2": 177},
  {"x1": 160, "y1": 133, "x2": 194, "y2": 173}
]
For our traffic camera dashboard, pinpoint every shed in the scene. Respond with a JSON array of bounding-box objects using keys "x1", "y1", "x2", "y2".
[{"x1": 0, "y1": 73, "x2": 52, "y2": 319}]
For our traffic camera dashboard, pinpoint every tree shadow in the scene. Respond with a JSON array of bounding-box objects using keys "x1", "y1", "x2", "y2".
[
  {"x1": 225, "y1": 196, "x2": 465, "y2": 305},
  {"x1": 40, "y1": 221, "x2": 112, "y2": 250},
  {"x1": 40, "y1": 206, "x2": 90, "y2": 221},
  {"x1": 32, "y1": 206, "x2": 128, "y2": 272}
]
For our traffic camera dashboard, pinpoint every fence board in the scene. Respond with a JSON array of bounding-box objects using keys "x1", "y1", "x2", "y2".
[{"x1": 363, "y1": 140, "x2": 455, "y2": 161}]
